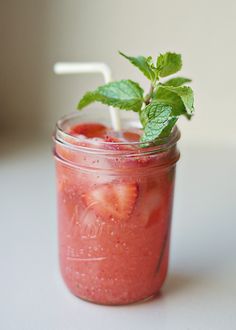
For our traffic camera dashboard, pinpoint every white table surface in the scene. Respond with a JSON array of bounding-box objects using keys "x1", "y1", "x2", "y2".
[{"x1": 1, "y1": 138, "x2": 236, "y2": 330}]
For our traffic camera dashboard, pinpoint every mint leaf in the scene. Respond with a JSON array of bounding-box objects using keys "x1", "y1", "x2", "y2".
[
  {"x1": 78, "y1": 80, "x2": 144, "y2": 112},
  {"x1": 77, "y1": 91, "x2": 97, "y2": 109},
  {"x1": 156, "y1": 52, "x2": 182, "y2": 77},
  {"x1": 160, "y1": 117, "x2": 178, "y2": 137},
  {"x1": 154, "y1": 86, "x2": 186, "y2": 116},
  {"x1": 140, "y1": 102, "x2": 175, "y2": 142},
  {"x1": 161, "y1": 85, "x2": 194, "y2": 115},
  {"x1": 119, "y1": 51, "x2": 156, "y2": 81},
  {"x1": 163, "y1": 77, "x2": 191, "y2": 87}
]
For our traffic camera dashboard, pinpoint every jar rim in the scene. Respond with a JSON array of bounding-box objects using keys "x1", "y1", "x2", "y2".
[{"x1": 54, "y1": 111, "x2": 181, "y2": 156}]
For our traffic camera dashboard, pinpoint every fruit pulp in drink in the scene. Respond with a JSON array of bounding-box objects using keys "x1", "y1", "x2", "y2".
[{"x1": 55, "y1": 122, "x2": 176, "y2": 305}]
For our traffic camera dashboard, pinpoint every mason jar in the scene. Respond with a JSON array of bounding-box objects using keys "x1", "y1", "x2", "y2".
[{"x1": 53, "y1": 111, "x2": 180, "y2": 305}]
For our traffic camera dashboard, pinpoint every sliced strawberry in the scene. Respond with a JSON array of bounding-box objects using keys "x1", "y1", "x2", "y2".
[
  {"x1": 69, "y1": 123, "x2": 108, "y2": 138},
  {"x1": 145, "y1": 176, "x2": 174, "y2": 228},
  {"x1": 134, "y1": 184, "x2": 161, "y2": 227},
  {"x1": 123, "y1": 130, "x2": 141, "y2": 142},
  {"x1": 83, "y1": 182, "x2": 138, "y2": 222}
]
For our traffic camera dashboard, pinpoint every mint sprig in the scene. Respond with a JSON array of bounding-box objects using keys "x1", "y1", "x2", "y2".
[
  {"x1": 78, "y1": 51, "x2": 194, "y2": 144},
  {"x1": 78, "y1": 80, "x2": 144, "y2": 112}
]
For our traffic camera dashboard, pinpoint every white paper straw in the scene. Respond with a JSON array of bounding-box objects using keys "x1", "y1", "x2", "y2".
[{"x1": 53, "y1": 62, "x2": 121, "y2": 131}]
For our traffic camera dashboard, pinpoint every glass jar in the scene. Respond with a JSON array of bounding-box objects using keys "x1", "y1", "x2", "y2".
[{"x1": 53, "y1": 111, "x2": 180, "y2": 305}]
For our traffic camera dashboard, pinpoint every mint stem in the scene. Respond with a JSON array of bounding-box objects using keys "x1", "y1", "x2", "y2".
[{"x1": 144, "y1": 84, "x2": 154, "y2": 105}]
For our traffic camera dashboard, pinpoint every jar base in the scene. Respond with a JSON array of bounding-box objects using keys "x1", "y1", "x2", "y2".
[{"x1": 70, "y1": 290, "x2": 162, "y2": 306}]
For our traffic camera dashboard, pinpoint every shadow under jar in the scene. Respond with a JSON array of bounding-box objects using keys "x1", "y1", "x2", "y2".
[{"x1": 53, "y1": 112, "x2": 180, "y2": 305}]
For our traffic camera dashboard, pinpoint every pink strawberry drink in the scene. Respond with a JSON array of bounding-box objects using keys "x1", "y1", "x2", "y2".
[{"x1": 54, "y1": 113, "x2": 180, "y2": 305}]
